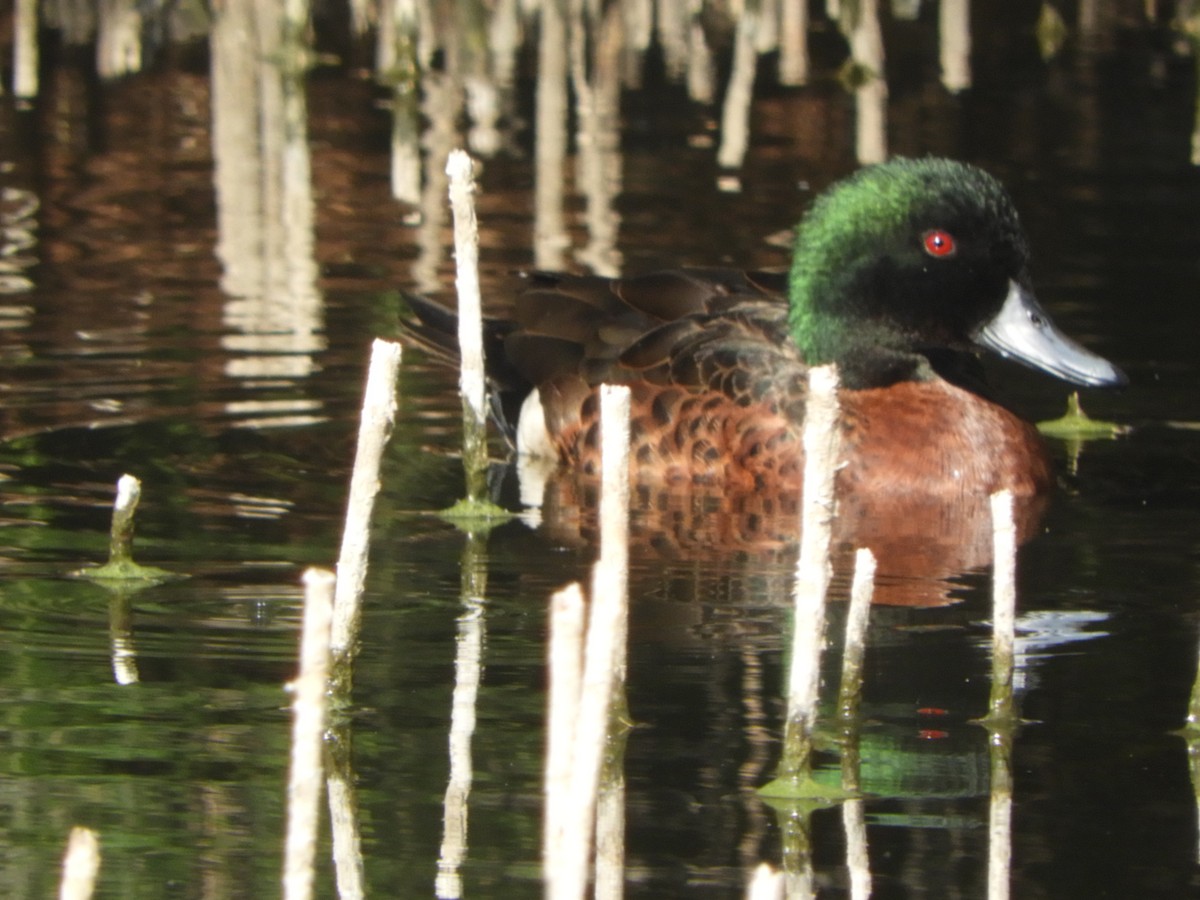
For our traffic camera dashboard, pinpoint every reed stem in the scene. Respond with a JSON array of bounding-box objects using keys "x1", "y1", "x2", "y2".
[
  {"x1": 445, "y1": 149, "x2": 493, "y2": 510},
  {"x1": 780, "y1": 365, "x2": 841, "y2": 783},
  {"x1": 545, "y1": 386, "x2": 631, "y2": 898},
  {"x1": 837, "y1": 547, "x2": 876, "y2": 723},
  {"x1": 58, "y1": 827, "x2": 100, "y2": 900},
  {"x1": 331, "y1": 339, "x2": 404, "y2": 674},
  {"x1": 987, "y1": 490, "x2": 1018, "y2": 724},
  {"x1": 283, "y1": 568, "x2": 335, "y2": 900}
]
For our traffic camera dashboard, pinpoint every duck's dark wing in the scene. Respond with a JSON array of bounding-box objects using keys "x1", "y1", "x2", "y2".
[
  {"x1": 502, "y1": 267, "x2": 790, "y2": 385},
  {"x1": 401, "y1": 268, "x2": 801, "y2": 446},
  {"x1": 504, "y1": 269, "x2": 813, "y2": 465},
  {"x1": 399, "y1": 289, "x2": 524, "y2": 389},
  {"x1": 402, "y1": 267, "x2": 789, "y2": 384}
]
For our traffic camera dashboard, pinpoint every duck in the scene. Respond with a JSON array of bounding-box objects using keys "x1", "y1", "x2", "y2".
[{"x1": 404, "y1": 157, "x2": 1126, "y2": 507}]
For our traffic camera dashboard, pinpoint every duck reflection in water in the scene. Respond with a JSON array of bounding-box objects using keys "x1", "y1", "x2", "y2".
[{"x1": 404, "y1": 158, "x2": 1126, "y2": 606}]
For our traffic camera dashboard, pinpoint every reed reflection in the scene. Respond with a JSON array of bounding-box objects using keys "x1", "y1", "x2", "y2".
[{"x1": 210, "y1": 1, "x2": 325, "y2": 426}]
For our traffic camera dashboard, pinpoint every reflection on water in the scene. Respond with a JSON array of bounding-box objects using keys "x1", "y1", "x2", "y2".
[
  {"x1": 0, "y1": 1, "x2": 1198, "y2": 897},
  {"x1": 212, "y1": 2, "x2": 325, "y2": 425},
  {"x1": 534, "y1": 471, "x2": 1049, "y2": 607}
]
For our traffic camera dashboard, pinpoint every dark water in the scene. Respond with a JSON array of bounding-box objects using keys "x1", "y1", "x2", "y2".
[{"x1": 2, "y1": 3, "x2": 1200, "y2": 897}]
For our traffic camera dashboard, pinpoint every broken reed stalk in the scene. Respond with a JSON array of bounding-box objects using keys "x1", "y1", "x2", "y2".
[
  {"x1": 840, "y1": 551, "x2": 875, "y2": 899},
  {"x1": 985, "y1": 490, "x2": 1018, "y2": 898},
  {"x1": 282, "y1": 568, "x2": 335, "y2": 900},
  {"x1": 591, "y1": 385, "x2": 631, "y2": 685},
  {"x1": 58, "y1": 826, "x2": 100, "y2": 900},
  {"x1": 79, "y1": 474, "x2": 169, "y2": 581},
  {"x1": 987, "y1": 489, "x2": 1018, "y2": 722},
  {"x1": 781, "y1": 364, "x2": 842, "y2": 783},
  {"x1": 590, "y1": 385, "x2": 632, "y2": 900},
  {"x1": 330, "y1": 338, "x2": 404, "y2": 670},
  {"x1": 593, "y1": 762, "x2": 626, "y2": 900},
  {"x1": 107, "y1": 475, "x2": 141, "y2": 566},
  {"x1": 445, "y1": 149, "x2": 490, "y2": 507},
  {"x1": 545, "y1": 385, "x2": 632, "y2": 899},
  {"x1": 544, "y1": 583, "x2": 586, "y2": 891},
  {"x1": 746, "y1": 862, "x2": 784, "y2": 900},
  {"x1": 837, "y1": 547, "x2": 877, "y2": 722}
]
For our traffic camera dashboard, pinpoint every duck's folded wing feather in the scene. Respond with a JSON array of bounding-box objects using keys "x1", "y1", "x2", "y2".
[
  {"x1": 506, "y1": 268, "x2": 790, "y2": 388},
  {"x1": 617, "y1": 302, "x2": 808, "y2": 415}
]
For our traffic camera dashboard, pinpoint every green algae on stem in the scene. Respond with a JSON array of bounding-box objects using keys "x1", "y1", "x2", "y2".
[
  {"x1": 758, "y1": 771, "x2": 854, "y2": 802},
  {"x1": 1037, "y1": 392, "x2": 1130, "y2": 441},
  {"x1": 1038, "y1": 392, "x2": 1130, "y2": 478},
  {"x1": 83, "y1": 557, "x2": 173, "y2": 582},
  {"x1": 439, "y1": 496, "x2": 514, "y2": 527},
  {"x1": 76, "y1": 474, "x2": 173, "y2": 583}
]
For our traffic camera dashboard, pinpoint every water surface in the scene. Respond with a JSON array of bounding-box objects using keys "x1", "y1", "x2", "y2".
[{"x1": 1, "y1": 4, "x2": 1200, "y2": 897}]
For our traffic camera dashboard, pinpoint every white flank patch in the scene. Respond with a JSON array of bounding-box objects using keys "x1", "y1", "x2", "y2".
[{"x1": 516, "y1": 389, "x2": 558, "y2": 509}]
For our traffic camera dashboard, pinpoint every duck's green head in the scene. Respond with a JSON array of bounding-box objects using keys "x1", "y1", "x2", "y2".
[{"x1": 788, "y1": 157, "x2": 1126, "y2": 389}]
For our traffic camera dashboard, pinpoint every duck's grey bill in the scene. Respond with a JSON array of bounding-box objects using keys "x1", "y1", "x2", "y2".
[{"x1": 973, "y1": 281, "x2": 1128, "y2": 388}]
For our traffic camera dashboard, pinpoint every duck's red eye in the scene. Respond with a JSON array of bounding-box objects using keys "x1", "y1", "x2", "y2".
[{"x1": 923, "y1": 229, "x2": 956, "y2": 257}]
